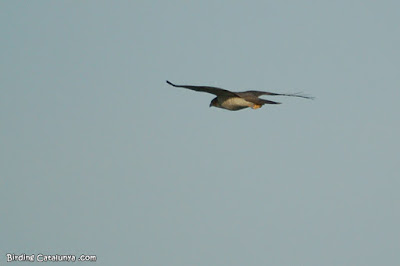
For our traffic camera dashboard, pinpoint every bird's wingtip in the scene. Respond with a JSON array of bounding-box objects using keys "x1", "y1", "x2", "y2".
[
  {"x1": 292, "y1": 92, "x2": 315, "y2": 100},
  {"x1": 304, "y1": 95, "x2": 315, "y2": 100}
]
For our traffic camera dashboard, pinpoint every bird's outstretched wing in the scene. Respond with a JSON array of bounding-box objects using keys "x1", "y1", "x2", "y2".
[
  {"x1": 238, "y1": 90, "x2": 314, "y2": 100},
  {"x1": 166, "y1": 80, "x2": 239, "y2": 97}
]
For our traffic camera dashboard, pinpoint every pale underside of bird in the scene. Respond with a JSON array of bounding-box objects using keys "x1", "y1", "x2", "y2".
[{"x1": 166, "y1": 80, "x2": 314, "y2": 111}]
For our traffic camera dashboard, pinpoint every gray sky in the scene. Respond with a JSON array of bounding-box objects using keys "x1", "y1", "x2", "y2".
[{"x1": 1, "y1": 1, "x2": 399, "y2": 265}]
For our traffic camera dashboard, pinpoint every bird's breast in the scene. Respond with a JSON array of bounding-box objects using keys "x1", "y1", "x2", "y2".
[{"x1": 218, "y1": 97, "x2": 253, "y2": 111}]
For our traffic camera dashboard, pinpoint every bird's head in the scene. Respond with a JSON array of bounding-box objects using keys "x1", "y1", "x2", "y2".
[{"x1": 209, "y1": 98, "x2": 219, "y2": 108}]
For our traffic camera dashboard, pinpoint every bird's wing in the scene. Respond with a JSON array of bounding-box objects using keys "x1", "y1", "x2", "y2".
[
  {"x1": 237, "y1": 90, "x2": 314, "y2": 100},
  {"x1": 166, "y1": 80, "x2": 239, "y2": 97},
  {"x1": 253, "y1": 98, "x2": 281, "y2": 105}
]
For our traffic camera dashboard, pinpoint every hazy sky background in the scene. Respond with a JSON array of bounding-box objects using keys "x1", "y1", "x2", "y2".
[{"x1": 1, "y1": 1, "x2": 399, "y2": 265}]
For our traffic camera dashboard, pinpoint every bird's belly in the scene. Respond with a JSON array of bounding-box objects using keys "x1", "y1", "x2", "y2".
[{"x1": 219, "y1": 97, "x2": 253, "y2": 111}]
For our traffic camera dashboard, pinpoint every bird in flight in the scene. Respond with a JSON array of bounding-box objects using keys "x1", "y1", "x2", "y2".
[{"x1": 166, "y1": 80, "x2": 314, "y2": 111}]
